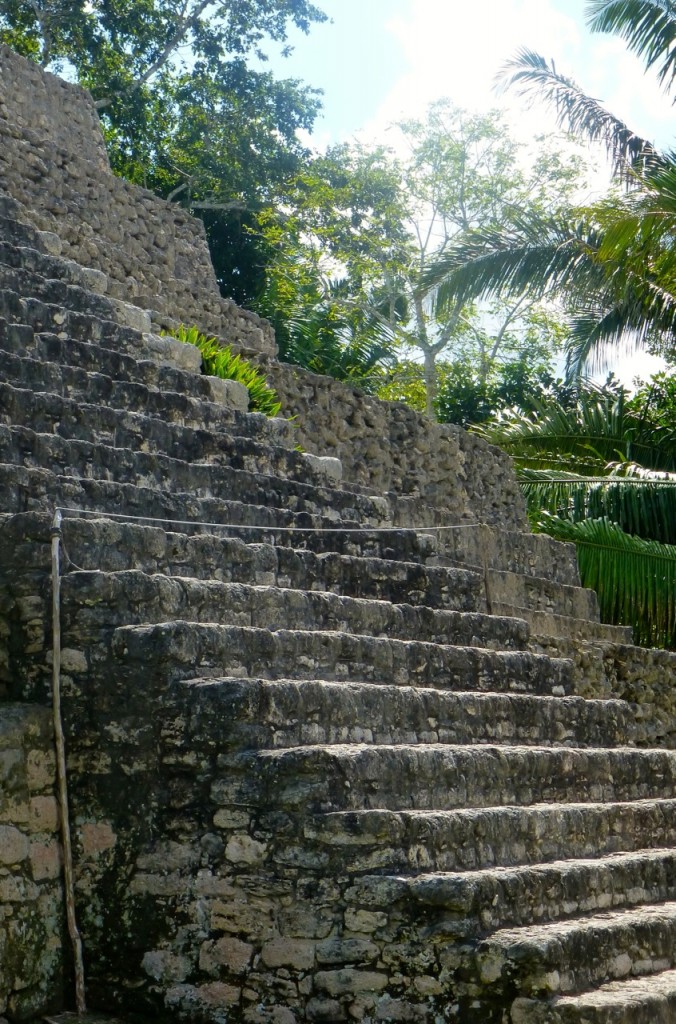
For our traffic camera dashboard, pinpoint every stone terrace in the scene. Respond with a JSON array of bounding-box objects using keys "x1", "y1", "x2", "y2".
[{"x1": 2, "y1": 43, "x2": 676, "y2": 1024}]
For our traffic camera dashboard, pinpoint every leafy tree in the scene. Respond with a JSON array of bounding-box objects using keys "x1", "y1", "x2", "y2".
[
  {"x1": 371, "y1": 102, "x2": 584, "y2": 417},
  {"x1": 256, "y1": 107, "x2": 585, "y2": 412},
  {"x1": 428, "y1": 2, "x2": 676, "y2": 379},
  {"x1": 253, "y1": 143, "x2": 411, "y2": 385},
  {"x1": 376, "y1": 346, "x2": 569, "y2": 427},
  {"x1": 421, "y1": 3, "x2": 676, "y2": 648}
]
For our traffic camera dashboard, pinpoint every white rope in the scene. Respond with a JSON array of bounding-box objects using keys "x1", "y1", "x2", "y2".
[
  {"x1": 54, "y1": 505, "x2": 487, "y2": 534},
  {"x1": 51, "y1": 510, "x2": 87, "y2": 1015}
]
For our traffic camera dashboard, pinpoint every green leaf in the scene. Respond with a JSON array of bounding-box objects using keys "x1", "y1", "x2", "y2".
[{"x1": 538, "y1": 514, "x2": 676, "y2": 648}]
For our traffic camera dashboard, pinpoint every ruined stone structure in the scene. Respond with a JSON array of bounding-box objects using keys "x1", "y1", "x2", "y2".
[{"x1": 2, "y1": 44, "x2": 676, "y2": 1024}]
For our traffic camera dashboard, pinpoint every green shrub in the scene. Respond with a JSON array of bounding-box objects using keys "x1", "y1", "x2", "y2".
[{"x1": 165, "y1": 325, "x2": 282, "y2": 418}]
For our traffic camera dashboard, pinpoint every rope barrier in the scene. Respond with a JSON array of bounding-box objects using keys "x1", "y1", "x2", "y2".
[
  {"x1": 51, "y1": 510, "x2": 87, "y2": 1015},
  {"x1": 54, "y1": 505, "x2": 490, "y2": 535}
]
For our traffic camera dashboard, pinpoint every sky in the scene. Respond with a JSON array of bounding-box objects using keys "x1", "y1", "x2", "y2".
[
  {"x1": 267, "y1": 0, "x2": 674, "y2": 152},
  {"x1": 264, "y1": 0, "x2": 675, "y2": 384}
]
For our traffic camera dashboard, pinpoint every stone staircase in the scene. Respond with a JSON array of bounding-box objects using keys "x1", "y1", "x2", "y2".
[{"x1": 1, "y1": 168, "x2": 676, "y2": 1024}]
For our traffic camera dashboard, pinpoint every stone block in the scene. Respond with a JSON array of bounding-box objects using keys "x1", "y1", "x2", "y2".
[
  {"x1": 143, "y1": 332, "x2": 202, "y2": 373},
  {"x1": 0, "y1": 825, "x2": 29, "y2": 865},
  {"x1": 315, "y1": 970, "x2": 389, "y2": 997},
  {"x1": 79, "y1": 821, "x2": 116, "y2": 858},
  {"x1": 261, "y1": 938, "x2": 315, "y2": 971},
  {"x1": 302, "y1": 453, "x2": 343, "y2": 484},
  {"x1": 225, "y1": 834, "x2": 267, "y2": 866},
  {"x1": 199, "y1": 937, "x2": 253, "y2": 976},
  {"x1": 26, "y1": 796, "x2": 58, "y2": 834},
  {"x1": 29, "y1": 837, "x2": 61, "y2": 880},
  {"x1": 316, "y1": 938, "x2": 379, "y2": 966},
  {"x1": 206, "y1": 376, "x2": 249, "y2": 412}
]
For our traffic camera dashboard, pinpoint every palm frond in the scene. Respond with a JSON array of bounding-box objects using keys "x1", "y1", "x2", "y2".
[
  {"x1": 587, "y1": 0, "x2": 676, "y2": 94},
  {"x1": 474, "y1": 388, "x2": 676, "y2": 472},
  {"x1": 497, "y1": 47, "x2": 662, "y2": 180},
  {"x1": 520, "y1": 468, "x2": 676, "y2": 543},
  {"x1": 427, "y1": 213, "x2": 606, "y2": 310},
  {"x1": 538, "y1": 514, "x2": 676, "y2": 647}
]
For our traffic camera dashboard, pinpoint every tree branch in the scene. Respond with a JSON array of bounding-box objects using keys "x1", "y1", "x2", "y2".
[{"x1": 95, "y1": 0, "x2": 212, "y2": 110}]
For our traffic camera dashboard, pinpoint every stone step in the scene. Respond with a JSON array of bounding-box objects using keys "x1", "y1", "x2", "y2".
[
  {"x1": 0, "y1": 261, "x2": 144, "y2": 331},
  {"x1": 216, "y1": 743, "x2": 676, "y2": 813},
  {"x1": 398, "y1": 848, "x2": 676, "y2": 937},
  {"x1": 165, "y1": 677, "x2": 637, "y2": 752},
  {"x1": 0, "y1": 512, "x2": 441, "y2": 590},
  {"x1": 60, "y1": 570, "x2": 529, "y2": 650},
  {"x1": 0, "y1": 314, "x2": 211, "y2": 401},
  {"x1": 488, "y1": 569, "x2": 600, "y2": 622},
  {"x1": 443, "y1": 525, "x2": 582, "y2": 589},
  {"x1": 0, "y1": 465, "x2": 431, "y2": 558},
  {"x1": 0, "y1": 236, "x2": 108, "y2": 296},
  {"x1": 308, "y1": 800, "x2": 676, "y2": 874},
  {"x1": 0, "y1": 425, "x2": 391, "y2": 525},
  {"x1": 0, "y1": 345, "x2": 296, "y2": 448},
  {"x1": 526, "y1": 611, "x2": 633, "y2": 645},
  {"x1": 0, "y1": 385, "x2": 340, "y2": 488},
  {"x1": 111, "y1": 621, "x2": 574, "y2": 696},
  {"x1": 0, "y1": 286, "x2": 154, "y2": 359},
  {"x1": 0, "y1": 210, "x2": 61, "y2": 255},
  {"x1": 475, "y1": 901, "x2": 676, "y2": 1002},
  {"x1": 511, "y1": 967, "x2": 676, "y2": 1023}
]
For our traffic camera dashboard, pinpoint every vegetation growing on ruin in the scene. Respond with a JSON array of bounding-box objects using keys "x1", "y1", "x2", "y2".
[{"x1": 167, "y1": 325, "x2": 282, "y2": 417}]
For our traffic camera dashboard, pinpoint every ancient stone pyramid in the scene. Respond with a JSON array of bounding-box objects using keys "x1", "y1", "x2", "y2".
[{"x1": 2, "y1": 44, "x2": 676, "y2": 1024}]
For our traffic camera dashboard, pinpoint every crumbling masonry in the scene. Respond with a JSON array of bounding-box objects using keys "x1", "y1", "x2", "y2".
[{"x1": 2, "y1": 44, "x2": 676, "y2": 1024}]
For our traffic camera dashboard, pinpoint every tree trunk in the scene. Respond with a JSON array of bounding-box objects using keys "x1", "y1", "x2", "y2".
[{"x1": 423, "y1": 349, "x2": 437, "y2": 420}]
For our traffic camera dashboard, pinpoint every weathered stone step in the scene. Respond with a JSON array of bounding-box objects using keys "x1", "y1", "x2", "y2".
[
  {"x1": 0, "y1": 315, "x2": 212, "y2": 402},
  {"x1": 475, "y1": 901, "x2": 676, "y2": 1002},
  {"x1": 0, "y1": 285, "x2": 153, "y2": 358},
  {"x1": 0, "y1": 513, "x2": 441, "y2": 595},
  {"x1": 0, "y1": 347, "x2": 297, "y2": 447},
  {"x1": 61, "y1": 570, "x2": 529, "y2": 650},
  {"x1": 0, "y1": 261, "x2": 140, "y2": 329},
  {"x1": 166, "y1": 677, "x2": 637, "y2": 752},
  {"x1": 0, "y1": 209, "x2": 61, "y2": 255},
  {"x1": 0, "y1": 386, "x2": 342, "y2": 487},
  {"x1": 443, "y1": 525, "x2": 582, "y2": 589},
  {"x1": 399, "y1": 848, "x2": 676, "y2": 937},
  {"x1": 488, "y1": 568, "x2": 600, "y2": 622},
  {"x1": 0, "y1": 465, "x2": 415, "y2": 553},
  {"x1": 0, "y1": 236, "x2": 108, "y2": 296},
  {"x1": 309, "y1": 800, "x2": 676, "y2": 874},
  {"x1": 512, "y1": 967, "x2": 676, "y2": 1023},
  {"x1": 526, "y1": 610, "x2": 633, "y2": 645},
  {"x1": 217, "y1": 744, "x2": 676, "y2": 813},
  {"x1": 111, "y1": 621, "x2": 574, "y2": 696},
  {"x1": 0, "y1": 425, "x2": 391, "y2": 524},
  {"x1": 61, "y1": 517, "x2": 471, "y2": 603}
]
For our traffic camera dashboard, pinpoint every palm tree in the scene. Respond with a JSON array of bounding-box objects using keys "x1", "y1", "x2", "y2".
[
  {"x1": 430, "y1": 2, "x2": 676, "y2": 647},
  {"x1": 427, "y1": 0, "x2": 676, "y2": 378},
  {"x1": 475, "y1": 383, "x2": 676, "y2": 647}
]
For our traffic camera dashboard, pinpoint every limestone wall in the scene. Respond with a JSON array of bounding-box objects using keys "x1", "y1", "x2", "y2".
[
  {"x1": 0, "y1": 46, "x2": 275, "y2": 357},
  {"x1": 0, "y1": 49, "x2": 109, "y2": 171},
  {"x1": 0, "y1": 704, "x2": 63, "y2": 1021},
  {"x1": 265, "y1": 361, "x2": 527, "y2": 529}
]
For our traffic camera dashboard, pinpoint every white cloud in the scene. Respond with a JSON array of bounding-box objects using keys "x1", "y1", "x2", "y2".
[{"x1": 358, "y1": 0, "x2": 673, "y2": 156}]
